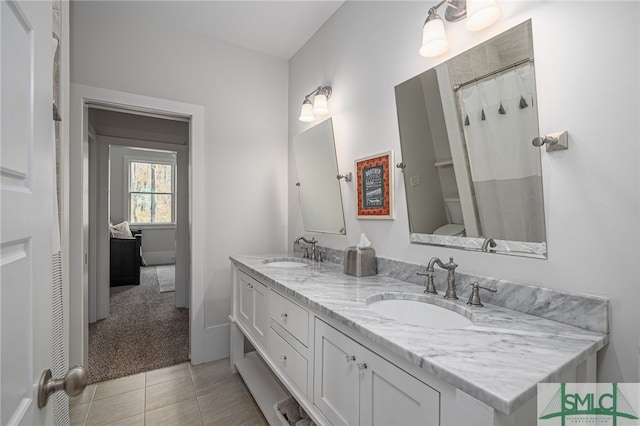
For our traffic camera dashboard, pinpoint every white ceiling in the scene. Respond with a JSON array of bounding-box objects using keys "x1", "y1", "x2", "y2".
[{"x1": 88, "y1": 1, "x2": 345, "y2": 59}]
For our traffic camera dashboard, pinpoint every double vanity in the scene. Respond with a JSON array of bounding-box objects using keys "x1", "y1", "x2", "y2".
[
  {"x1": 241, "y1": 16, "x2": 606, "y2": 426},
  {"x1": 229, "y1": 252, "x2": 608, "y2": 426}
]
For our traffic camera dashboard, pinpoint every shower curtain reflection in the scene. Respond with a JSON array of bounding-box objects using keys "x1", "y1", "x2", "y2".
[{"x1": 459, "y1": 64, "x2": 545, "y2": 243}]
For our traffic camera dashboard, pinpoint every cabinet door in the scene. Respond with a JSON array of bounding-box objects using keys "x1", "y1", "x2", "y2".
[
  {"x1": 314, "y1": 319, "x2": 359, "y2": 426},
  {"x1": 238, "y1": 272, "x2": 253, "y2": 329},
  {"x1": 251, "y1": 280, "x2": 269, "y2": 347},
  {"x1": 359, "y1": 346, "x2": 440, "y2": 426}
]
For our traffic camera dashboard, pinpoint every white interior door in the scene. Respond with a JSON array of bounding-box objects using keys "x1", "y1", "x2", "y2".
[{"x1": 1, "y1": 1, "x2": 56, "y2": 424}]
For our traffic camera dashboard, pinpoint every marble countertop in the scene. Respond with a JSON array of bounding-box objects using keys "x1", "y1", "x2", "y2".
[{"x1": 230, "y1": 254, "x2": 609, "y2": 415}]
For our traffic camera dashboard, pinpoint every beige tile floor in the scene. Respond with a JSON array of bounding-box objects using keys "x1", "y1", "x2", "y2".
[{"x1": 70, "y1": 359, "x2": 268, "y2": 426}]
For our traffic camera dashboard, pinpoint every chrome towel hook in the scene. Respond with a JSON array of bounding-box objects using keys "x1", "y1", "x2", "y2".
[
  {"x1": 336, "y1": 172, "x2": 352, "y2": 182},
  {"x1": 532, "y1": 131, "x2": 568, "y2": 152}
]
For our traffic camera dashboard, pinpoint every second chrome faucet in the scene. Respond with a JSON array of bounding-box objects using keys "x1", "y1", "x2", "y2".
[
  {"x1": 417, "y1": 257, "x2": 459, "y2": 299},
  {"x1": 294, "y1": 236, "x2": 323, "y2": 262}
]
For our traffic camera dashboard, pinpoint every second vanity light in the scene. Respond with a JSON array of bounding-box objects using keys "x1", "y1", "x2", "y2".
[
  {"x1": 299, "y1": 85, "x2": 332, "y2": 122},
  {"x1": 420, "y1": 0, "x2": 501, "y2": 58}
]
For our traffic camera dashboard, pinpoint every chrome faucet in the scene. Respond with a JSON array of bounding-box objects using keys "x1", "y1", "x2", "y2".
[
  {"x1": 481, "y1": 238, "x2": 497, "y2": 252},
  {"x1": 418, "y1": 257, "x2": 459, "y2": 299},
  {"x1": 294, "y1": 236, "x2": 321, "y2": 261}
]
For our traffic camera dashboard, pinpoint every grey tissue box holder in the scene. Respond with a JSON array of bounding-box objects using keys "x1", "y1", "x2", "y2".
[{"x1": 344, "y1": 246, "x2": 377, "y2": 277}]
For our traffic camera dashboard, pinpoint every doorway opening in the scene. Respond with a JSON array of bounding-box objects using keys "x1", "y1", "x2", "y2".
[{"x1": 86, "y1": 107, "x2": 190, "y2": 383}]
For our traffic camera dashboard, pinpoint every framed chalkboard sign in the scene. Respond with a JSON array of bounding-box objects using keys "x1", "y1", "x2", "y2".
[{"x1": 355, "y1": 151, "x2": 394, "y2": 219}]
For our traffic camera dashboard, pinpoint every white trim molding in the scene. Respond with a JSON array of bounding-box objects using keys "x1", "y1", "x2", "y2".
[{"x1": 69, "y1": 84, "x2": 207, "y2": 366}]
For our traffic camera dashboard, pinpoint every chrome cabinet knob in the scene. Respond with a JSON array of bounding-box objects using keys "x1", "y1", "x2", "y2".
[
  {"x1": 357, "y1": 363, "x2": 368, "y2": 374},
  {"x1": 38, "y1": 365, "x2": 88, "y2": 408},
  {"x1": 281, "y1": 313, "x2": 288, "y2": 321},
  {"x1": 345, "y1": 355, "x2": 356, "y2": 363}
]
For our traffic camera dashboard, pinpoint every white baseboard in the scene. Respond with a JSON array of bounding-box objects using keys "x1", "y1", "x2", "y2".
[
  {"x1": 143, "y1": 250, "x2": 175, "y2": 266},
  {"x1": 198, "y1": 323, "x2": 230, "y2": 364}
]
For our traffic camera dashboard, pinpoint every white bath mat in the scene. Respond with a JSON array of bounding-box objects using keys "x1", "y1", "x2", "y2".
[{"x1": 157, "y1": 265, "x2": 175, "y2": 293}]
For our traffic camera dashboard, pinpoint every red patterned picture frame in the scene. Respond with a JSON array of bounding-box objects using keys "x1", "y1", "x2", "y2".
[{"x1": 355, "y1": 151, "x2": 394, "y2": 219}]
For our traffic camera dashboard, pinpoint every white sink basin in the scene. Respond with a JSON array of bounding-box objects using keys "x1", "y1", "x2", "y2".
[
  {"x1": 263, "y1": 258, "x2": 308, "y2": 268},
  {"x1": 367, "y1": 299, "x2": 473, "y2": 329}
]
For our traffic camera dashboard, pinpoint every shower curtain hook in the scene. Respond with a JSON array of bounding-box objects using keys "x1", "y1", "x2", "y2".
[{"x1": 519, "y1": 95, "x2": 528, "y2": 109}]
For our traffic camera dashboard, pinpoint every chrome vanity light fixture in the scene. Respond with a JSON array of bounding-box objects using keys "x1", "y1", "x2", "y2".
[
  {"x1": 298, "y1": 86, "x2": 332, "y2": 122},
  {"x1": 420, "y1": 0, "x2": 501, "y2": 58}
]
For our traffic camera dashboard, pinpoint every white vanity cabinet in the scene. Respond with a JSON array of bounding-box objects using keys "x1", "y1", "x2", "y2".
[
  {"x1": 229, "y1": 260, "x2": 588, "y2": 426},
  {"x1": 236, "y1": 270, "x2": 269, "y2": 348},
  {"x1": 314, "y1": 319, "x2": 440, "y2": 426}
]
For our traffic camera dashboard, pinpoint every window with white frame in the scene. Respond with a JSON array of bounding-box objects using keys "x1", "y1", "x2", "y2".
[{"x1": 128, "y1": 160, "x2": 175, "y2": 225}]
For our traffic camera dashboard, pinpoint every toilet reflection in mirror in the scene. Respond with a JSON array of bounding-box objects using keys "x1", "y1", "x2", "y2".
[
  {"x1": 434, "y1": 198, "x2": 465, "y2": 237},
  {"x1": 395, "y1": 20, "x2": 547, "y2": 258}
]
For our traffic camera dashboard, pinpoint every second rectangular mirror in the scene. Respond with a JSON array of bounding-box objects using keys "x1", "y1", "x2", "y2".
[
  {"x1": 395, "y1": 20, "x2": 546, "y2": 258},
  {"x1": 294, "y1": 118, "x2": 346, "y2": 235}
]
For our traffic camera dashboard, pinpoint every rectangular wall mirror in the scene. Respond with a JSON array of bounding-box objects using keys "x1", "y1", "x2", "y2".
[
  {"x1": 294, "y1": 118, "x2": 347, "y2": 235},
  {"x1": 395, "y1": 20, "x2": 546, "y2": 258}
]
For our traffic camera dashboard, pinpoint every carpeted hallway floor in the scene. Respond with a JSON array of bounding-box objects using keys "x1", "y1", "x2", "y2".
[{"x1": 88, "y1": 266, "x2": 189, "y2": 384}]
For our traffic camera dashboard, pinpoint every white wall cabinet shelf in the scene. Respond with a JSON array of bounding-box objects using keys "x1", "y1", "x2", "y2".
[{"x1": 234, "y1": 351, "x2": 290, "y2": 426}]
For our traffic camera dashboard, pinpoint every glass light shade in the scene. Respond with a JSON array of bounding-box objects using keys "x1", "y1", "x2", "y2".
[
  {"x1": 313, "y1": 94, "x2": 329, "y2": 115},
  {"x1": 419, "y1": 15, "x2": 450, "y2": 58},
  {"x1": 299, "y1": 101, "x2": 315, "y2": 122},
  {"x1": 465, "y1": 0, "x2": 501, "y2": 31}
]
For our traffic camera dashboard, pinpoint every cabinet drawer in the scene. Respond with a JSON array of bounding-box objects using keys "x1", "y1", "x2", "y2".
[
  {"x1": 270, "y1": 291, "x2": 309, "y2": 346},
  {"x1": 269, "y1": 327, "x2": 308, "y2": 394}
]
